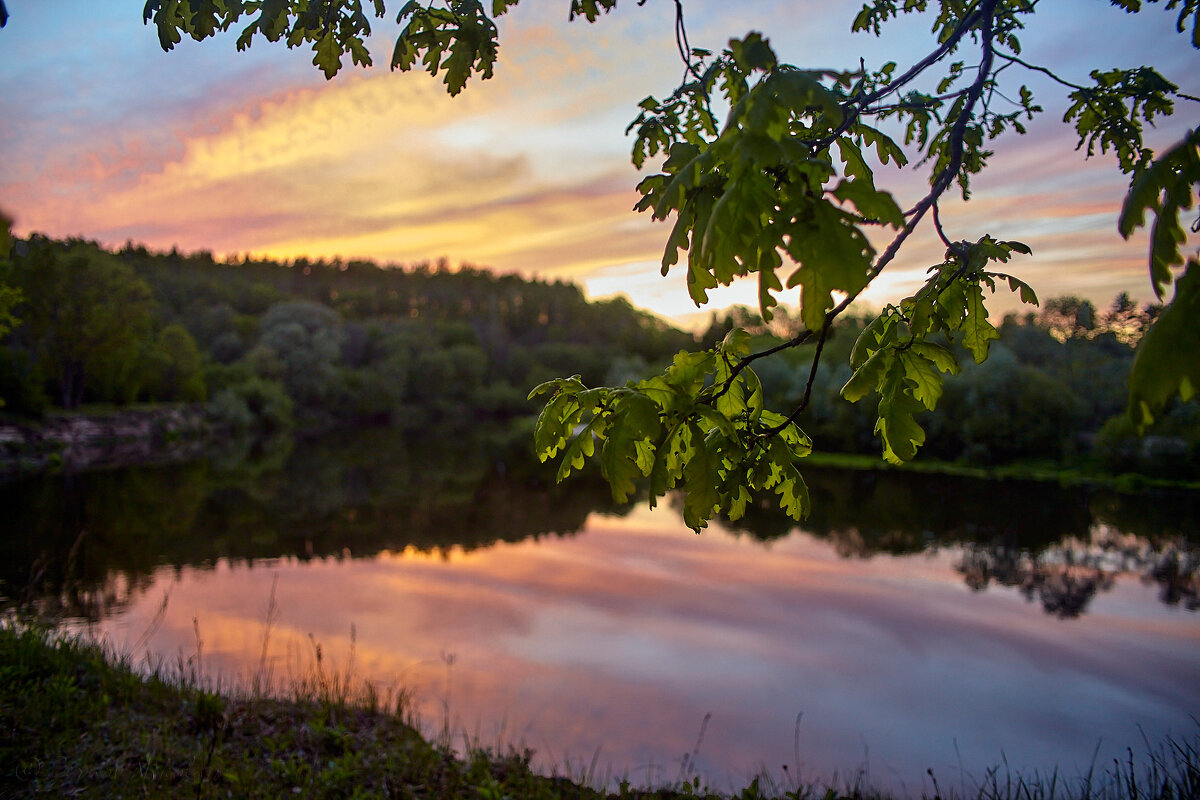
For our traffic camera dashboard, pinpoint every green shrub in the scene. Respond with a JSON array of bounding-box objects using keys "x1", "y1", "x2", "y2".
[{"x1": 207, "y1": 377, "x2": 294, "y2": 432}]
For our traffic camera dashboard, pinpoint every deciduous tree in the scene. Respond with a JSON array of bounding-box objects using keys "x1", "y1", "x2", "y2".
[
  {"x1": 0, "y1": 213, "x2": 20, "y2": 326},
  {"x1": 8, "y1": 238, "x2": 158, "y2": 408},
  {"x1": 126, "y1": 0, "x2": 1200, "y2": 527}
]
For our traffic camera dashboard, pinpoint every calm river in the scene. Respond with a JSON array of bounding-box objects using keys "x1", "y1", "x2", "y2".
[{"x1": 1, "y1": 425, "x2": 1197, "y2": 795}]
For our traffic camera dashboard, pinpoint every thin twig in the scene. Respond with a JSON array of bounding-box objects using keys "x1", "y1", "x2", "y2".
[
  {"x1": 703, "y1": 330, "x2": 814, "y2": 405},
  {"x1": 814, "y1": 3, "x2": 991, "y2": 149},
  {"x1": 933, "y1": 199, "x2": 956, "y2": 251},
  {"x1": 994, "y1": 51, "x2": 1089, "y2": 92},
  {"x1": 757, "y1": 0, "x2": 1000, "y2": 439}
]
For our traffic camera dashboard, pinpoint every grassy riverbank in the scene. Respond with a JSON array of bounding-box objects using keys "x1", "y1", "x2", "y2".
[
  {"x1": 804, "y1": 451, "x2": 1200, "y2": 493},
  {"x1": 1, "y1": 624, "x2": 1196, "y2": 800}
]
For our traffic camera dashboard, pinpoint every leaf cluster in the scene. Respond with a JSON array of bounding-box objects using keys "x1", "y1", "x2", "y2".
[
  {"x1": 1065, "y1": 66, "x2": 1180, "y2": 174},
  {"x1": 1119, "y1": 129, "x2": 1200, "y2": 298},
  {"x1": 391, "y1": 1, "x2": 502, "y2": 94},
  {"x1": 840, "y1": 236, "x2": 1037, "y2": 463},
  {"x1": 630, "y1": 34, "x2": 907, "y2": 330},
  {"x1": 142, "y1": 1, "x2": 623, "y2": 89},
  {"x1": 1120, "y1": 130, "x2": 1200, "y2": 432},
  {"x1": 143, "y1": 0, "x2": 386, "y2": 78},
  {"x1": 530, "y1": 329, "x2": 811, "y2": 531},
  {"x1": 1112, "y1": 0, "x2": 1200, "y2": 47}
]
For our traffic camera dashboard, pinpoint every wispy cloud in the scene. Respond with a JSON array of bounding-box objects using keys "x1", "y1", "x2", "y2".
[
  {"x1": 1, "y1": 1, "x2": 1195, "y2": 323},
  {"x1": 3, "y1": 7, "x2": 676, "y2": 287}
]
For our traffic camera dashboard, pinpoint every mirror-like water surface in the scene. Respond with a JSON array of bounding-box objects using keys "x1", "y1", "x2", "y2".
[{"x1": 1, "y1": 426, "x2": 1197, "y2": 794}]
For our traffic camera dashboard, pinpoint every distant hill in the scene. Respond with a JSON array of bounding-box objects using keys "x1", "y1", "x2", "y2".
[{"x1": 0, "y1": 236, "x2": 693, "y2": 428}]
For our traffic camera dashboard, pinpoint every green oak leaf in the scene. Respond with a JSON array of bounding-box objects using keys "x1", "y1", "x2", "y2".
[
  {"x1": 832, "y1": 178, "x2": 905, "y2": 227},
  {"x1": 599, "y1": 391, "x2": 661, "y2": 502},
  {"x1": 874, "y1": 360, "x2": 927, "y2": 464},
  {"x1": 557, "y1": 415, "x2": 600, "y2": 482},
  {"x1": 908, "y1": 341, "x2": 959, "y2": 375},
  {"x1": 836, "y1": 137, "x2": 871, "y2": 182},
  {"x1": 1118, "y1": 129, "x2": 1200, "y2": 298},
  {"x1": 529, "y1": 375, "x2": 587, "y2": 461},
  {"x1": 1128, "y1": 258, "x2": 1200, "y2": 431},
  {"x1": 766, "y1": 439, "x2": 809, "y2": 519},
  {"x1": 681, "y1": 425, "x2": 722, "y2": 530},
  {"x1": 858, "y1": 124, "x2": 908, "y2": 166},
  {"x1": 786, "y1": 202, "x2": 874, "y2": 330},
  {"x1": 897, "y1": 346, "x2": 955, "y2": 410},
  {"x1": 1006, "y1": 274, "x2": 1039, "y2": 306},
  {"x1": 961, "y1": 283, "x2": 1000, "y2": 363},
  {"x1": 313, "y1": 33, "x2": 342, "y2": 78},
  {"x1": 726, "y1": 484, "x2": 753, "y2": 521},
  {"x1": 849, "y1": 313, "x2": 895, "y2": 369},
  {"x1": 648, "y1": 420, "x2": 693, "y2": 501},
  {"x1": 841, "y1": 347, "x2": 892, "y2": 403}
]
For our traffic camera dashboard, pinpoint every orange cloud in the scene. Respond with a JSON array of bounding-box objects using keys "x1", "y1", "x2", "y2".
[
  {"x1": 8, "y1": 26, "x2": 679, "y2": 294},
  {"x1": 5, "y1": 1, "x2": 1195, "y2": 327}
]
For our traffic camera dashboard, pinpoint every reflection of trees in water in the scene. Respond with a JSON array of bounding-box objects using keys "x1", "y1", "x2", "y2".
[
  {"x1": 958, "y1": 541, "x2": 1115, "y2": 619},
  {"x1": 1146, "y1": 543, "x2": 1199, "y2": 610},
  {"x1": 4, "y1": 443, "x2": 1198, "y2": 621},
  {"x1": 723, "y1": 467, "x2": 1199, "y2": 618},
  {"x1": 0, "y1": 423, "x2": 634, "y2": 621},
  {"x1": 727, "y1": 468, "x2": 1096, "y2": 553},
  {"x1": 958, "y1": 528, "x2": 1198, "y2": 618},
  {"x1": 22, "y1": 558, "x2": 154, "y2": 623},
  {"x1": 0, "y1": 465, "x2": 210, "y2": 620}
]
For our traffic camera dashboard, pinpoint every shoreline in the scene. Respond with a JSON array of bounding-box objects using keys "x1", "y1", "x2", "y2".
[
  {"x1": 3, "y1": 405, "x2": 1198, "y2": 496},
  {"x1": 804, "y1": 450, "x2": 1200, "y2": 493},
  {"x1": 0, "y1": 404, "x2": 212, "y2": 476}
]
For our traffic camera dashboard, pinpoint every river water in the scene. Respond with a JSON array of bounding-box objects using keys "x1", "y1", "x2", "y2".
[{"x1": 1, "y1": 425, "x2": 1197, "y2": 795}]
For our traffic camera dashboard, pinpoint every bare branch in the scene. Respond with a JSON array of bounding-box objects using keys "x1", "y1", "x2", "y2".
[
  {"x1": 754, "y1": 0, "x2": 1002, "y2": 440},
  {"x1": 814, "y1": 2, "x2": 993, "y2": 149}
]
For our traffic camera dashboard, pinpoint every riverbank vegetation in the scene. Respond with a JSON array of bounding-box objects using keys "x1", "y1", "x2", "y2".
[
  {"x1": 2, "y1": 622, "x2": 1196, "y2": 800},
  {"x1": 1, "y1": 235, "x2": 1197, "y2": 482},
  {"x1": 698, "y1": 298, "x2": 1199, "y2": 482}
]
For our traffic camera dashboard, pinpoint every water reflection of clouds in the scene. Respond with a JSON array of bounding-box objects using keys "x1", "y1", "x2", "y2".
[{"x1": 92, "y1": 506, "x2": 1199, "y2": 793}]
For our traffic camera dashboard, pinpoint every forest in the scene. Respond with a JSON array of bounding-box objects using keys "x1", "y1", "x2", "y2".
[
  {"x1": 0, "y1": 234, "x2": 1196, "y2": 480},
  {"x1": 0, "y1": 235, "x2": 690, "y2": 431}
]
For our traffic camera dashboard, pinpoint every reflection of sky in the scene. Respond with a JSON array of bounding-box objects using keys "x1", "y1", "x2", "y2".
[
  {"x1": 2, "y1": 2, "x2": 1198, "y2": 325},
  {"x1": 87, "y1": 504, "x2": 1199, "y2": 795}
]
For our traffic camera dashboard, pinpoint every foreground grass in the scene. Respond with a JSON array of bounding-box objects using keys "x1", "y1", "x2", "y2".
[{"x1": 1, "y1": 624, "x2": 1196, "y2": 800}]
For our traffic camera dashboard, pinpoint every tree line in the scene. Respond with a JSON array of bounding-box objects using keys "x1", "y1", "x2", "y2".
[
  {"x1": 1, "y1": 233, "x2": 1195, "y2": 479},
  {"x1": 698, "y1": 295, "x2": 1199, "y2": 479},
  {"x1": 0, "y1": 235, "x2": 690, "y2": 430}
]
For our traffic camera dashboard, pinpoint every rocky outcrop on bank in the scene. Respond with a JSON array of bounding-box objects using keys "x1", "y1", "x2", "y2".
[{"x1": 0, "y1": 405, "x2": 212, "y2": 475}]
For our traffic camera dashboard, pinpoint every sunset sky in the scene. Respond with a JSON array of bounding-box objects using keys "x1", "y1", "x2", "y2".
[{"x1": 1, "y1": 1, "x2": 1197, "y2": 326}]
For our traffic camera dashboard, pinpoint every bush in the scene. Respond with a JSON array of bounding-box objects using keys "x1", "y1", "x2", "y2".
[
  {"x1": 1094, "y1": 414, "x2": 1141, "y2": 473},
  {"x1": 207, "y1": 377, "x2": 294, "y2": 432},
  {"x1": 1094, "y1": 404, "x2": 1199, "y2": 479}
]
